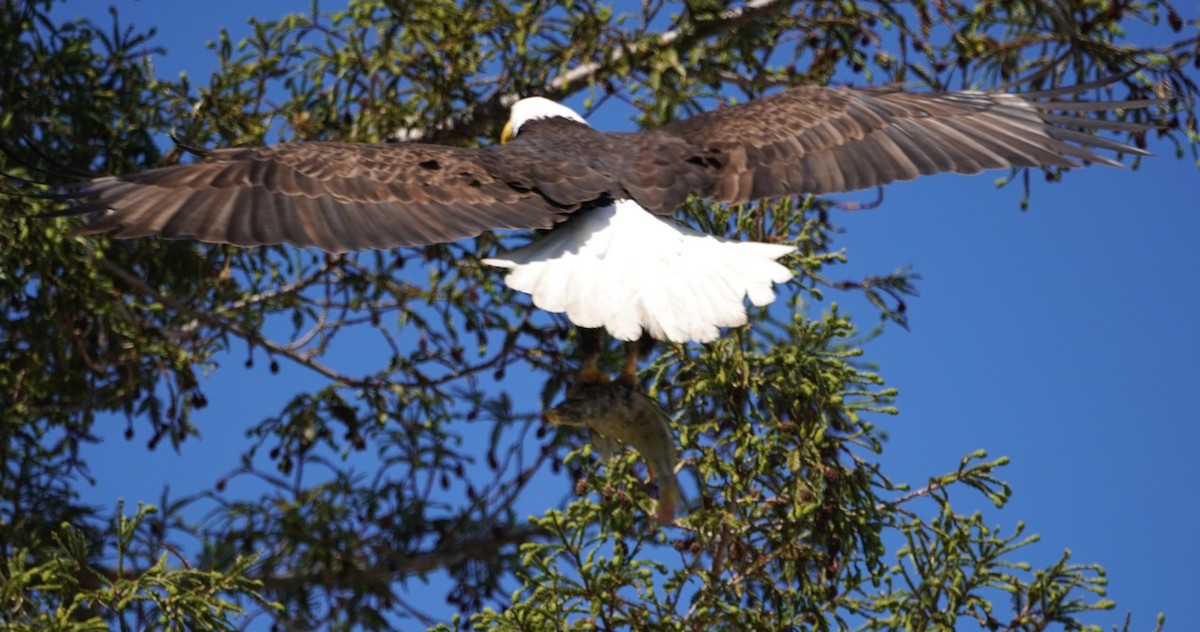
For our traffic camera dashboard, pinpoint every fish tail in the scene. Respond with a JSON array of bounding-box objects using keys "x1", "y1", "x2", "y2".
[{"x1": 655, "y1": 474, "x2": 680, "y2": 525}]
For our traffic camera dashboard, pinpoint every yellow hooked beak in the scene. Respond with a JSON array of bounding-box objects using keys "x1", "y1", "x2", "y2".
[{"x1": 500, "y1": 120, "x2": 514, "y2": 144}]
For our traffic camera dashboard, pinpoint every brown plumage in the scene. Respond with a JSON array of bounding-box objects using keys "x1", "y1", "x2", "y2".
[{"x1": 50, "y1": 78, "x2": 1155, "y2": 254}]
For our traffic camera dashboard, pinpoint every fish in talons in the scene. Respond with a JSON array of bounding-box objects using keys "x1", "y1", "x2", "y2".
[{"x1": 546, "y1": 382, "x2": 682, "y2": 525}]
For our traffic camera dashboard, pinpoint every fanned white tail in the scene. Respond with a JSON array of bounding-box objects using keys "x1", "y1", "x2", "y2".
[{"x1": 483, "y1": 200, "x2": 794, "y2": 343}]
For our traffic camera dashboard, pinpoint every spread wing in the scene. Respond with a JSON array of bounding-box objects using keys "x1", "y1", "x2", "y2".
[
  {"x1": 621, "y1": 78, "x2": 1157, "y2": 211},
  {"x1": 56, "y1": 141, "x2": 587, "y2": 253},
  {"x1": 47, "y1": 78, "x2": 1158, "y2": 251}
]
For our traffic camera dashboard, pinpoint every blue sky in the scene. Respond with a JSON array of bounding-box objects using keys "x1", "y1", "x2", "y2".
[{"x1": 49, "y1": 1, "x2": 1200, "y2": 629}]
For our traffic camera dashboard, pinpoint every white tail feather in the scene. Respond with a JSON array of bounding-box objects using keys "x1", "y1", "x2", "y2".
[{"x1": 483, "y1": 200, "x2": 794, "y2": 343}]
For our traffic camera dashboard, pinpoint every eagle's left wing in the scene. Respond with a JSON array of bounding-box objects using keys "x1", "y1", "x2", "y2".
[{"x1": 49, "y1": 141, "x2": 585, "y2": 253}]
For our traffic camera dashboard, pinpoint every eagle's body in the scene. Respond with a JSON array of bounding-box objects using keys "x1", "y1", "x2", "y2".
[
  {"x1": 57, "y1": 79, "x2": 1155, "y2": 348},
  {"x1": 482, "y1": 98, "x2": 795, "y2": 342}
]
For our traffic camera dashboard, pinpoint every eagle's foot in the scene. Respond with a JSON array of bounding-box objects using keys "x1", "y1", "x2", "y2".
[
  {"x1": 572, "y1": 363, "x2": 611, "y2": 391},
  {"x1": 615, "y1": 365, "x2": 639, "y2": 390},
  {"x1": 569, "y1": 329, "x2": 654, "y2": 394},
  {"x1": 616, "y1": 336, "x2": 655, "y2": 390},
  {"x1": 569, "y1": 327, "x2": 612, "y2": 397}
]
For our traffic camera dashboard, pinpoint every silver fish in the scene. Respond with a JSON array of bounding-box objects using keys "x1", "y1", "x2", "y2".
[{"x1": 546, "y1": 383, "x2": 681, "y2": 524}]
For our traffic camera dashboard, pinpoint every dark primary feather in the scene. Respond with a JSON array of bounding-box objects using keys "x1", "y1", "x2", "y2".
[{"x1": 51, "y1": 80, "x2": 1156, "y2": 252}]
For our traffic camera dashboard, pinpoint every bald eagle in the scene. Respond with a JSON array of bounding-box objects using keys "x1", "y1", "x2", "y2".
[{"x1": 49, "y1": 78, "x2": 1155, "y2": 387}]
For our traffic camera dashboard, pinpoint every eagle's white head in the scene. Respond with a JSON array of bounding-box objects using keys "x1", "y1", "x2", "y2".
[{"x1": 502, "y1": 97, "x2": 588, "y2": 143}]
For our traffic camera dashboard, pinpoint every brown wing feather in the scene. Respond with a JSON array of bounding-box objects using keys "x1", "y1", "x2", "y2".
[
  {"x1": 62, "y1": 141, "x2": 580, "y2": 252},
  {"x1": 634, "y1": 82, "x2": 1156, "y2": 209}
]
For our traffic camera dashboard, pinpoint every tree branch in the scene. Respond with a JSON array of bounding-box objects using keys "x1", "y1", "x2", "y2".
[
  {"x1": 257, "y1": 524, "x2": 548, "y2": 591},
  {"x1": 398, "y1": 0, "x2": 800, "y2": 144},
  {"x1": 96, "y1": 259, "x2": 371, "y2": 388}
]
